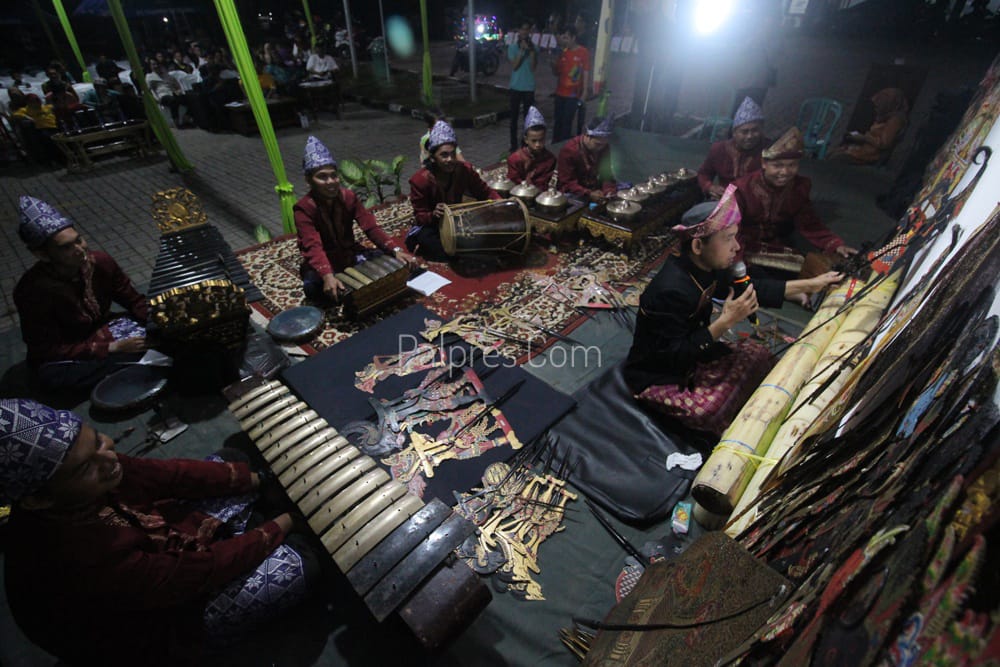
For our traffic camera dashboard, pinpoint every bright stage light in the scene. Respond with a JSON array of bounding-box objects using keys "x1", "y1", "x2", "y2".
[
  {"x1": 476, "y1": 24, "x2": 485, "y2": 34},
  {"x1": 162, "y1": 16, "x2": 169, "y2": 23},
  {"x1": 693, "y1": 0, "x2": 733, "y2": 35}
]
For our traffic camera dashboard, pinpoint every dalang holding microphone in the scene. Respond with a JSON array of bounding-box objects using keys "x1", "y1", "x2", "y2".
[{"x1": 624, "y1": 184, "x2": 843, "y2": 436}]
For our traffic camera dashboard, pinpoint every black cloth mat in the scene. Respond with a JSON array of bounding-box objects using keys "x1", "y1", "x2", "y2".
[
  {"x1": 282, "y1": 304, "x2": 576, "y2": 504},
  {"x1": 548, "y1": 362, "x2": 713, "y2": 525}
]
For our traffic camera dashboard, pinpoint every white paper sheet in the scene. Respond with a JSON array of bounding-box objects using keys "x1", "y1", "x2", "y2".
[{"x1": 407, "y1": 271, "x2": 451, "y2": 296}]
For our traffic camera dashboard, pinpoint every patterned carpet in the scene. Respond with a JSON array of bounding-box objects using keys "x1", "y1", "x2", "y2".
[{"x1": 236, "y1": 194, "x2": 679, "y2": 360}]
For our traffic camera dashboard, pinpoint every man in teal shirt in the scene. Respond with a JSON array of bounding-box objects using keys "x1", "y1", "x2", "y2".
[{"x1": 508, "y1": 22, "x2": 537, "y2": 152}]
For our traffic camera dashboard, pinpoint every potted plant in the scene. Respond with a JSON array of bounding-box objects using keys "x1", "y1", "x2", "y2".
[{"x1": 338, "y1": 155, "x2": 407, "y2": 208}]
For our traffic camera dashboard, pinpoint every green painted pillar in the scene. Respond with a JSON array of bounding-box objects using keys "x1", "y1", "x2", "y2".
[
  {"x1": 419, "y1": 0, "x2": 433, "y2": 106},
  {"x1": 107, "y1": 0, "x2": 193, "y2": 172},
  {"x1": 214, "y1": 0, "x2": 297, "y2": 234},
  {"x1": 50, "y1": 0, "x2": 92, "y2": 82}
]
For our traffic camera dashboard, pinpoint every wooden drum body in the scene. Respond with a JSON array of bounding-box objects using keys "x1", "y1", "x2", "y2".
[{"x1": 440, "y1": 199, "x2": 531, "y2": 256}]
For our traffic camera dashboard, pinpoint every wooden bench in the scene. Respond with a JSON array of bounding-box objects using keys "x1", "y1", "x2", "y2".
[
  {"x1": 226, "y1": 97, "x2": 300, "y2": 136},
  {"x1": 52, "y1": 121, "x2": 159, "y2": 172}
]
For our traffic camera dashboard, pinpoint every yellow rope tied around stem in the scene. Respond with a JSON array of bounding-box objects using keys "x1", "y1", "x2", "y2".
[{"x1": 713, "y1": 442, "x2": 780, "y2": 471}]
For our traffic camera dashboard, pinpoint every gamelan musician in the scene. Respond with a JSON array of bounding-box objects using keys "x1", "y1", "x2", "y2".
[
  {"x1": 0, "y1": 398, "x2": 319, "y2": 665},
  {"x1": 696, "y1": 96, "x2": 767, "y2": 200},
  {"x1": 506, "y1": 105, "x2": 557, "y2": 191},
  {"x1": 732, "y1": 127, "x2": 857, "y2": 273},
  {"x1": 556, "y1": 115, "x2": 617, "y2": 204},
  {"x1": 295, "y1": 135, "x2": 418, "y2": 301},
  {"x1": 407, "y1": 120, "x2": 502, "y2": 261},
  {"x1": 13, "y1": 195, "x2": 148, "y2": 391}
]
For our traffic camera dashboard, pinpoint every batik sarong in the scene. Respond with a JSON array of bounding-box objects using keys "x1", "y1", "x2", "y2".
[{"x1": 637, "y1": 339, "x2": 773, "y2": 435}]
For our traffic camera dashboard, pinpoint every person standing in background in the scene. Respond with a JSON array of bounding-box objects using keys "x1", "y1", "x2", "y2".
[
  {"x1": 508, "y1": 21, "x2": 538, "y2": 153},
  {"x1": 551, "y1": 26, "x2": 591, "y2": 143}
]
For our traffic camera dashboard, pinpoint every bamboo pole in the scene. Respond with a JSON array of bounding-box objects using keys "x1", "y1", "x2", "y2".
[
  {"x1": 724, "y1": 273, "x2": 900, "y2": 536},
  {"x1": 691, "y1": 277, "x2": 864, "y2": 518}
]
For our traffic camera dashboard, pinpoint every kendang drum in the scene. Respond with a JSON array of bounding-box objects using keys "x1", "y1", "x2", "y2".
[{"x1": 440, "y1": 199, "x2": 531, "y2": 256}]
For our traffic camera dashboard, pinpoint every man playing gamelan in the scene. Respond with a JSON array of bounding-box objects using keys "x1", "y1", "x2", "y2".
[
  {"x1": 1, "y1": 398, "x2": 319, "y2": 666},
  {"x1": 696, "y1": 96, "x2": 767, "y2": 199},
  {"x1": 732, "y1": 127, "x2": 857, "y2": 267},
  {"x1": 13, "y1": 196, "x2": 148, "y2": 391},
  {"x1": 624, "y1": 185, "x2": 842, "y2": 435},
  {"x1": 506, "y1": 105, "x2": 557, "y2": 191},
  {"x1": 556, "y1": 115, "x2": 617, "y2": 203},
  {"x1": 295, "y1": 135, "x2": 418, "y2": 301},
  {"x1": 407, "y1": 120, "x2": 502, "y2": 261}
]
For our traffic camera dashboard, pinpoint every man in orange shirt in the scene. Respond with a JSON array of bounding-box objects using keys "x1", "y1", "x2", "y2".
[{"x1": 551, "y1": 26, "x2": 591, "y2": 143}]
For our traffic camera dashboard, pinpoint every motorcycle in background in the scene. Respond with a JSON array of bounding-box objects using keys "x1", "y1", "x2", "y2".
[{"x1": 449, "y1": 37, "x2": 503, "y2": 77}]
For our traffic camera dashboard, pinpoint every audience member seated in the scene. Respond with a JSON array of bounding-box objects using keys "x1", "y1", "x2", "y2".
[
  {"x1": 624, "y1": 188, "x2": 842, "y2": 435},
  {"x1": 507, "y1": 105, "x2": 557, "y2": 190},
  {"x1": 106, "y1": 77, "x2": 144, "y2": 120},
  {"x1": 80, "y1": 78, "x2": 122, "y2": 121},
  {"x1": 13, "y1": 196, "x2": 148, "y2": 391},
  {"x1": 262, "y1": 41, "x2": 303, "y2": 96},
  {"x1": 192, "y1": 62, "x2": 241, "y2": 131},
  {"x1": 697, "y1": 96, "x2": 767, "y2": 199},
  {"x1": 407, "y1": 120, "x2": 501, "y2": 261},
  {"x1": 189, "y1": 41, "x2": 209, "y2": 68},
  {"x1": 146, "y1": 61, "x2": 192, "y2": 127},
  {"x1": 556, "y1": 115, "x2": 617, "y2": 203},
  {"x1": 11, "y1": 94, "x2": 57, "y2": 133},
  {"x1": 171, "y1": 49, "x2": 195, "y2": 74},
  {"x1": 44, "y1": 80, "x2": 85, "y2": 129},
  {"x1": 210, "y1": 50, "x2": 240, "y2": 80},
  {"x1": 254, "y1": 60, "x2": 278, "y2": 98},
  {"x1": 6, "y1": 71, "x2": 31, "y2": 108},
  {"x1": 732, "y1": 127, "x2": 857, "y2": 274},
  {"x1": 829, "y1": 87, "x2": 910, "y2": 165},
  {"x1": 94, "y1": 54, "x2": 124, "y2": 83},
  {"x1": 305, "y1": 44, "x2": 339, "y2": 80},
  {"x1": 1, "y1": 398, "x2": 319, "y2": 666},
  {"x1": 41, "y1": 62, "x2": 77, "y2": 97},
  {"x1": 10, "y1": 95, "x2": 62, "y2": 164},
  {"x1": 295, "y1": 136, "x2": 418, "y2": 301}
]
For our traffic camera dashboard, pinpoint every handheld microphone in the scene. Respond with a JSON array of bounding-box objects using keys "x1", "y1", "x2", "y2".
[{"x1": 730, "y1": 261, "x2": 758, "y2": 326}]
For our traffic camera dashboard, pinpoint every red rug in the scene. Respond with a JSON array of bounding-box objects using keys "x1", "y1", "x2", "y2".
[{"x1": 236, "y1": 197, "x2": 677, "y2": 359}]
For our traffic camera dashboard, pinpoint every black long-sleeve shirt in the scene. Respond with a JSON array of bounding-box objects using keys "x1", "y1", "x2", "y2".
[{"x1": 624, "y1": 254, "x2": 783, "y2": 392}]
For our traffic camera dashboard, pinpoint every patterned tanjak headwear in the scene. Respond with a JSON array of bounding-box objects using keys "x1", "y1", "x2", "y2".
[
  {"x1": 0, "y1": 399, "x2": 82, "y2": 505},
  {"x1": 586, "y1": 115, "x2": 614, "y2": 137},
  {"x1": 18, "y1": 195, "x2": 74, "y2": 250},
  {"x1": 732, "y1": 96, "x2": 764, "y2": 129},
  {"x1": 524, "y1": 106, "x2": 546, "y2": 130},
  {"x1": 672, "y1": 184, "x2": 741, "y2": 239},
  {"x1": 762, "y1": 126, "x2": 804, "y2": 160},
  {"x1": 427, "y1": 120, "x2": 458, "y2": 153},
  {"x1": 302, "y1": 135, "x2": 337, "y2": 174}
]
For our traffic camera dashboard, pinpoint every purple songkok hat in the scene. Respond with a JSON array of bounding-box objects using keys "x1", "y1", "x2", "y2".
[
  {"x1": 0, "y1": 399, "x2": 82, "y2": 505},
  {"x1": 585, "y1": 116, "x2": 614, "y2": 138},
  {"x1": 18, "y1": 196, "x2": 74, "y2": 249},
  {"x1": 524, "y1": 105, "x2": 546, "y2": 130},
  {"x1": 303, "y1": 135, "x2": 337, "y2": 174},
  {"x1": 732, "y1": 96, "x2": 764, "y2": 129},
  {"x1": 427, "y1": 120, "x2": 458, "y2": 153}
]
